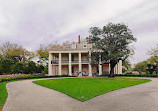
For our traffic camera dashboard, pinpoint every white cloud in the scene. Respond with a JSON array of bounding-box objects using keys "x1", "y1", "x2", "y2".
[
  {"x1": 0, "y1": 0, "x2": 158, "y2": 63},
  {"x1": 130, "y1": 31, "x2": 158, "y2": 64},
  {"x1": 56, "y1": 0, "x2": 145, "y2": 36}
]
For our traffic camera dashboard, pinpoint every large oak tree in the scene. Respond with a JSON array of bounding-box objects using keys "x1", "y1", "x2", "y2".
[{"x1": 89, "y1": 23, "x2": 136, "y2": 77}]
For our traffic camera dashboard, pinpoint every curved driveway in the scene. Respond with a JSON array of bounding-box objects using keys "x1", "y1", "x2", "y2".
[{"x1": 2, "y1": 78, "x2": 158, "y2": 111}]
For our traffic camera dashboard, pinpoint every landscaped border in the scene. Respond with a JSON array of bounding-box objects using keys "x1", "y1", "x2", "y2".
[
  {"x1": 0, "y1": 75, "x2": 68, "y2": 111},
  {"x1": 100, "y1": 74, "x2": 158, "y2": 77}
]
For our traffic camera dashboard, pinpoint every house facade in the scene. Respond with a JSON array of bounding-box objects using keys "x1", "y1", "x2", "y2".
[{"x1": 48, "y1": 35, "x2": 122, "y2": 76}]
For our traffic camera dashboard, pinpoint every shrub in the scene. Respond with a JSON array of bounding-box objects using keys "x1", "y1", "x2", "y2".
[
  {"x1": 1, "y1": 59, "x2": 13, "y2": 74},
  {"x1": 145, "y1": 70, "x2": 150, "y2": 75},
  {"x1": 36, "y1": 65, "x2": 44, "y2": 73},
  {"x1": 152, "y1": 71, "x2": 157, "y2": 75},
  {"x1": 43, "y1": 66, "x2": 48, "y2": 74},
  {"x1": 11, "y1": 62, "x2": 24, "y2": 74},
  {"x1": 28, "y1": 61, "x2": 37, "y2": 74},
  {"x1": 138, "y1": 71, "x2": 142, "y2": 75},
  {"x1": 0, "y1": 74, "x2": 69, "y2": 83},
  {"x1": 23, "y1": 66, "x2": 30, "y2": 74}
]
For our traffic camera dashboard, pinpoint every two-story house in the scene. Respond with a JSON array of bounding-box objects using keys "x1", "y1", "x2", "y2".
[{"x1": 48, "y1": 35, "x2": 122, "y2": 76}]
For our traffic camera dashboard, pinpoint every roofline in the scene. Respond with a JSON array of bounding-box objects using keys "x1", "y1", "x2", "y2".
[{"x1": 49, "y1": 49, "x2": 91, "y2": 53}]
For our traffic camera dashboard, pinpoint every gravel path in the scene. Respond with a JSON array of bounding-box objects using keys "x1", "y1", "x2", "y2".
[{"x1": 2, "y1": 78, "x2": 158, "y2": 111}]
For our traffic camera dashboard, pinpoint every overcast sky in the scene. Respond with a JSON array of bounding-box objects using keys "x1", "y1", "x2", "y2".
[{"x1": 0, "y1": 0, "x2": 158, "y2": 64}]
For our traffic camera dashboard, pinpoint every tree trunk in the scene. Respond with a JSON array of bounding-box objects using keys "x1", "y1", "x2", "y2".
[{"x1": 109, "y1": 61, "x2": 117, "y2": 77}]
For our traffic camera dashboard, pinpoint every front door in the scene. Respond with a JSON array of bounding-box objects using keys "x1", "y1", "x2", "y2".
[
  {"x1": 71, "y1": 55, "x2": 74, "y2": 61},
  {"x1": 96, "y1": 67, "x2": 99, "y2": 73},
  {"x1": 72, "y1": 67, "x2": 74, "y2": 73}
]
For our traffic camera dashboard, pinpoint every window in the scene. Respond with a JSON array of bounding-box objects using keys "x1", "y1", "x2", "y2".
[
  {"x1": 83, "y1": 42, "x2": 87, "y2": 48},
  {"x1": 72, "y1": 43, "x2": 76, "y2": 49}
]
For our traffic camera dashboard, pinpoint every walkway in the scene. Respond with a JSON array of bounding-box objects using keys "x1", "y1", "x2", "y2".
[{"x1": 3, "y1": 78, "x2": 158, "y2": 111}]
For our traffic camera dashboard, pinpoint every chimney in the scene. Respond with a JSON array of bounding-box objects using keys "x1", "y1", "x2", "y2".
[
  {"x1": 89, "y1": 35, "x2": 91, "y2": 43},
  {"x1": 78, "y1": 35, "x2": 80, "y2": 44}
]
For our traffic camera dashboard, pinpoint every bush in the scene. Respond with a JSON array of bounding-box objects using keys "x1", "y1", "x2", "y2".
[
  {"x1": 0, "y1": 63, "x2": 2, "y2": 75},
  {"x1": 1, "y1": 59, "x2": 13, "y2": 74},
  {"x1": 11, "y1": 62, "x2": 24, "y2": 74},
  {"x1": 36, "y1": 65, "x2": 44, "y2": 73},
  {"x1": 28, "y1": 61, "x2": 37, "y2": 74},
  {"x1": 100, "y1": 73, "x2": 158, "y2": 77},
  {"x1": 0, "y1": 75, "x2": 69, "y2": 83},
  {"x1": 145, "y1": 70, "x2": 150, "y2": 75},
  {"x1": 138, "y1": 71, "x2": 142, "y2": 75},
  {"x1": 43, "y1": 66, "x2": 48, "y2": 74},
  {"x1": 23, "y1": 66, "x2": 30, "y2": 74},
  {"x1": 152, "y1": 71, "x2": 157, "y2": 75}
]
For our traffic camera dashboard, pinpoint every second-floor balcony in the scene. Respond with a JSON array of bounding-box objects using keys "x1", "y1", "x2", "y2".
[
  {"x1": 61, "y1": 60, "x2": 79, "y2": 63},
  {"x1": 51, "y1": 60, "x2": 58, "y2": 64},
  {"x1": 51, "y1": 59, "x2": 89, "y2": 64},
  {"x1": 81, "y1": 60, "x2": 89, "y2": 63}
]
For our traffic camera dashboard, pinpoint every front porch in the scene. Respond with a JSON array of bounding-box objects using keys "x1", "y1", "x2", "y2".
[{"x1": 51, "y1": 64, "x2": 110, "y2": 76}]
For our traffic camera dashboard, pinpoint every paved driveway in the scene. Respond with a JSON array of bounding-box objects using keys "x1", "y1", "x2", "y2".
[{"x1": 2, "y1": 78, "x2": 158, "y2": 111}]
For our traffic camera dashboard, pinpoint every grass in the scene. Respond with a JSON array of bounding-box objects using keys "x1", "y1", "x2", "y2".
[
  {"x1": 0, "y1": 82, "x2": 8, "y2": 111},
  {"x1": 33, "y1": 77, "x2": 151, "y2": 101}
]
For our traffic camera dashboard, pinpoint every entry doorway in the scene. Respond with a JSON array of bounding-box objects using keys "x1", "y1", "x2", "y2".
[
  {"x1": 71, "y1": 55, "x2": 74, "y2": 61},
  {"x1": 72, "y1": 67, "x2": 74, "y2": 73}
]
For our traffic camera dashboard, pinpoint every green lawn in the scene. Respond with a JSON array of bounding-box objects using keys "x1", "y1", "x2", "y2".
[
  {"x1": 33, "y1": 77, "x2": 151, "y2": 101},
  {"x1": 0, "y1": 82, "x2": 8, "y2": 111}
]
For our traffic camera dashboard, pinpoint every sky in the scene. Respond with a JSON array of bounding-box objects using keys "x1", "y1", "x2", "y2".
[{"x1": 0, "y1": 0, "x2": 158, "y2": 64}]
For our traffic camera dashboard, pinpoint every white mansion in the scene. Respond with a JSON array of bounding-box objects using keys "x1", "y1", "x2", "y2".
[{"x1": 48, "y1": 35, "x2": 122, "y2": 76}]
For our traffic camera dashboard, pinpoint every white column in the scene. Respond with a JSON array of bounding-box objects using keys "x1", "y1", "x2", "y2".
[
  {"x1": 58, "y1": 53, "x2": 62, "y2": 75},
  {"x1": 69, "y1": 53, "x2": 72, "y2": 76},
  {"x1": 99, "y1": 54, "x2": 102, "y2": 75},
  {"x1": 89, "y1": 51, "x2": 92, "y2": 76},
  {"x1": 116, "y1": 64, "x2": 118, "y2": 74},
  {"x1": 48, "y1": 53, "x2": 53, "y2": 75},
  {"x1": 117, "y1": 62, "x2": 120, "y2": 74},
  {"x1": 119, "y1": 60, "x2": 122, "y2": 74},
  {"x1": 114, "y1": 64, "x2": 117, "y2": 74},
  {"x1": 79, "y1": 52, "x2": 82, "y2": 72}
]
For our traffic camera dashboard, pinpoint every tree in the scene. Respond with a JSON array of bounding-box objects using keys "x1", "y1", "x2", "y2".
[
  {"x1": 122, "y1": 60, "x2": 132, "y2": 73},
  {"x1": 89, "y1": 23, "x2": 136, "y2": 77},
  {"x1": 27, "y1": 61, "x2": 37, "y2": 74},
  {"x1": 0, "y1": 61, "x2": 3, "y2": 74},
  {"x1": 43, "y1": 63, "x2": 48, "y2": 74},
  {"x1": 147, "y1": 56, "x2": 158, "y2": 65},
  {"x1": 0, "y1": 41, "x2": 35, "y2": 64},
  {"x1": 1, "y1": 59, "x2": 13, "y2": 74},
  {"x1": 36, "y1": 44, "x2": 49, "y2": 65},
  {"x1": 133, "y1": 56, "x2": 158, "y2": 73},
  {"x1": 12, "y1": 62, "x2": 24, "y2": 74},
  {"x1": 36, "y1": 64, "x2": 44, "y2": 73},
  {"x1": 36, "y1": 43, "x2": 60, "y2": 65},
  {"x1": 148, "y1": 44, "x2": 158, "y2": 57},
  {"x1": 133, "y1": 61, "x2": 148, "y2": 72}
]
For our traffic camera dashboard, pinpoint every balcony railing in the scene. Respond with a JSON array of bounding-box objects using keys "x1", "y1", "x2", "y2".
[
  {"x1": 62, "y1": 60, "x2": 69, "y2": 63},
  {"x1": 51, "y1": 60, "x2": 58, "y2": 64},
  {"x1": 81, "y1": 60, "x2": 89, "y2": 63},
  {"x1": 51, "y1": 60, "x2": 89, "y2": 64},
  {"x1": 71, "y1": 60, "x2": 79, "y2": 63}
]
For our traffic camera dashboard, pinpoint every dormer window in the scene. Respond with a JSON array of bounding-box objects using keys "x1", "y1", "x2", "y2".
[
  {"x1": 83, "y1": 42, "x2": 87, "y2": 48},
  {"x1": 72, "y1": 42, "x2": 76, "y2": 49}
]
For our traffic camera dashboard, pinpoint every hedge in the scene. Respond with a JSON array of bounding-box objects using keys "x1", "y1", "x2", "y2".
[
  {"x1": 0, "y1": 75, "x2": 68, "y2": 83},
  {"x1": 100, "y1": 74, "x2": 158, "y2": 77}
]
